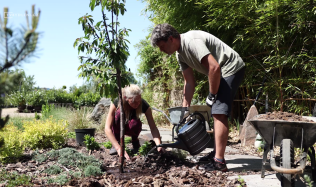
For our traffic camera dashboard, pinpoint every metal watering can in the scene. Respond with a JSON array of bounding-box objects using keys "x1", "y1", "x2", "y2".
[{"x1": 156, "y1": 112, "x2": 212, "y2": 155}]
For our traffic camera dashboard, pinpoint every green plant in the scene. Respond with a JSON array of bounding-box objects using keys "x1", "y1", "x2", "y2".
[
  {"x1": 27, "y1": 90, "x2": 46, "y2": 107},
  {"x1": 257, "y1": 146, "x2": 264, "y2": 153},
  {"x1": 74, "y1": 0, "x2": 132, "y2": 171},
  {"x1": 47, "y1": 174, "x2": 69, "y2": 185},
  {"x1": 8, "y1": 91, "x2": 26, "y2": 106},
  {"x1": 0, "y1": 169, "x2": 32, "y2": 187},
  {"x1": 70, "y1": 171, "x2": 82, "y2": 178},
  {"x1": 138, "y1": 141, "x2": 154, "y2": 156},
  {"x1": 171, "y1": 149, "x2": 187, "y2": 160},
  {"x1": 67, "y1": 107, "x2": 93, "y2": 131},
  {"x1": 84, "y1": 165, "x2": 102, "y2": 177},
  {"x1": 234, "y1": 118, "x2": 240, "y2": 132},
  {"x1": 23, "y1": 118, "x2": 68, "y2": 150},
  {"x1": 83, "y1": 134, "x2": 100, "y2": 151},
  {"x1": 125, "y1": 147, "x2": 134, "y2": 157},
  {"x1": 67, "y1": 132, "x2": 76, "y2": 139},
  {"x1": 237, "y1": 175, "x2": 246, "y2": 187},
  {"x1": 42, "y1": 103, "x2": 54, "y2": 119},
  {"x1": 102, "y1": 141, "x2": 112, "y2": 149},
  {"x1": 125, "y1": 136, "x2": 132, "y2": 144},
  {"x1": 35, "y1": 112, "x2": 41, "y2": 120},
  {"x1": 44, "y1": 165, "x2": 63, "y2": 175},
  {"x1": 0, "y1": 124, "x2": 24, "y2": 163},
  {"x1": 32, "y1": 148, "x2": 102, "y2": 173},
  {"x1": 304, "y1": 174, "x2": 314, "y2": 187}
]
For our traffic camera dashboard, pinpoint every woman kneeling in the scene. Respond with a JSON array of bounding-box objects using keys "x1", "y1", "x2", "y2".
[{"x1": 105, "y1": 84, "x2": 165, "y2": 160}]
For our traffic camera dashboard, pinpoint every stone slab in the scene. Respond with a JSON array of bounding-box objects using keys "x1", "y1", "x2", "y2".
[{"x1": 228, "y1": 172, "x2": 314, "y2": 187}]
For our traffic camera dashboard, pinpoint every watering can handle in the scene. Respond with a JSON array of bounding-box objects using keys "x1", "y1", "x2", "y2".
[
  {"x1": 177, "y1": 112, "x2": 206, "y2": 130},
  {"x1": 190, "y1": 112, "x2": 206, "y2": 128}
]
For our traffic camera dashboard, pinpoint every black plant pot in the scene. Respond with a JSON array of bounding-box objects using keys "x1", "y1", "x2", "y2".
[
  {"x1": 27, "y1": 105, "x2": 34, "y2": 112},
  {"x1": 17, "y1": 105, "x2": 26, "y2": 112},
  {"x1": 34, "y1": 106, "x2": 42, "y2": 112},
  {"x1": 75, "y1": 128, "x2": 96, "y2": 146}
]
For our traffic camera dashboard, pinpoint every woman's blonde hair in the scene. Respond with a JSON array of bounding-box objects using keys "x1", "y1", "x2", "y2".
[{"x1": 120, "y1": 84, "x2": 143, "y2": 122}]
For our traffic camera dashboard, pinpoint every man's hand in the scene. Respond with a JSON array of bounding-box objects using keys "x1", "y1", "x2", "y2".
[
  {"x1": 206, "y1": 93, "x2": 217, "y2": 107},
  {"x1": 180, "y1": 107, "x2": 190, "y2": 122}
]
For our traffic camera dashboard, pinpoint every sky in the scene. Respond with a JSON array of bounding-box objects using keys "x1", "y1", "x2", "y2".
[{"x1": 1, "y1": 0, "x2": 153, "y2": 90}]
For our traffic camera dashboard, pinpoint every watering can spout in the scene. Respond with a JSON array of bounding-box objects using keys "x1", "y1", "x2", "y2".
[{"x1": 156, "y1": 139, "x2": 189, "y2": 151}]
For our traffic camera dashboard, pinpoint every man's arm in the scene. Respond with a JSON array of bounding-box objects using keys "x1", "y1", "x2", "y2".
[
  {"x1": 182, "y1": 67, "x2": 195, "y2": 107},
  {"x1": 201, "y1": 54, "x2": 221, "y2": 94}
]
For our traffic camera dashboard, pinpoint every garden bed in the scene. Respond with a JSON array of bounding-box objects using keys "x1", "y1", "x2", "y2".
[{"x1": 0, "y1": 131, "x2": 276, "y2": 187}]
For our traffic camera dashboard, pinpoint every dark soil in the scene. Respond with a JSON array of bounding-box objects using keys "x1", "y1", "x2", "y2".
[
  {"x1": 257, "y1": 111, "x2": 314, "y2": 122},
  {"x1": 0, "y1": 132, "x2": 261, "y2": 187}
]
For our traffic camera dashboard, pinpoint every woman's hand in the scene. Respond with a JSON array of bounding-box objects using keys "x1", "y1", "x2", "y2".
[
  {"x1": 157, "y1": 147, "x2": 166, "y2": 153},
  {"x1": 116, "y1": 147, "x2": 131, "y2": 161}
]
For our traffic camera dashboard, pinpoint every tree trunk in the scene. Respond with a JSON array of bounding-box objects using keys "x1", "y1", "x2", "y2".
[{"x1": 116, "y1": 68, "x2": 125, "y2": 173}]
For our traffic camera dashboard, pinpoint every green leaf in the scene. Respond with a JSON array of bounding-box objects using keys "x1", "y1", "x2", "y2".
[{"x1": 90, "y1": 0, "x2": 96, "y2": 11}]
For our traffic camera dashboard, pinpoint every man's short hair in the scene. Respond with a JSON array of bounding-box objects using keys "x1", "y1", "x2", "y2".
[{"x1": 151, "y1": 23, "x2": 180, "y2": 47}]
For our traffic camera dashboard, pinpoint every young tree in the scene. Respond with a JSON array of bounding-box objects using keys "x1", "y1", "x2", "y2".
[
  {"x1": 74, "y1": 0, "x2": 130, "y2": 172},
  {"x1": 0, "y1": 5, "x2": 41, "y2": 145}
]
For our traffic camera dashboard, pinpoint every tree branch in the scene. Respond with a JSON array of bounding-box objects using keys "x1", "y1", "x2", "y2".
[
  {"x1": 111, "y1": 2, "x2": 114, "y2": 41},
  {"x1": 102, "y1": 10, "x2": 111, "y2": 44},
  {"x1": 8, "y1": 36, "x2": 31, "y2": 68},
  {"x1": 87, "y1": 22, "x2": 100, "y2": 39}
]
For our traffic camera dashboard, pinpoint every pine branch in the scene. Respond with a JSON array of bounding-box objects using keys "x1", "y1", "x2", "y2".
[{"x1": 5, "y1": 31, "x2": 9, "y2": 64}]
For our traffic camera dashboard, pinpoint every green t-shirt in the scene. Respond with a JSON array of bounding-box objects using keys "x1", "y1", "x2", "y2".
[{"x1": 176, "y1": 30, "x2": 245, "y2": 78}]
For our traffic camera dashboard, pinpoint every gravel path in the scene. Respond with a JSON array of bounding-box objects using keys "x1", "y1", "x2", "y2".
[{"x1": 1, "y1": 108, "x2": 38, "y2": 118}]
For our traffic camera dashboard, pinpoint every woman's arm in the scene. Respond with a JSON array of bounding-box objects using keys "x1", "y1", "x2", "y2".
[
  {"x1": 144, "y1": 107, "x2": 163, "y2": 147},
  {"x1": 104, "y1": 103, "x2": 131, "y2": 160},
  {"x1": 104, "y1": 103, "x2": 120, "y2": 150}
]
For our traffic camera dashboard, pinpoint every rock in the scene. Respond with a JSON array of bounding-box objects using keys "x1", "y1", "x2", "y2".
[
  {"x1": 153, "y1": 179, "x2": 164, "y2": 187},
  {"x1": 239, "y1": 105, "x2": 258, "y2": 146},
  {"x1": 6, "y1": 164, "x2": 16, "y2": 169},
  {"x1": 89, "y1": 98, "x2": 111, "y2": 123}
]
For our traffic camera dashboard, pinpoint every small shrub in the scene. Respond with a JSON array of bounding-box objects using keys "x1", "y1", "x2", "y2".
[
  {"x1": 84, "y1": 135, "x2": 100, "y2": 151},
  {"x1": 23, "y1": 118, "x2": 68, "y2": 150},
  {"x1": 44, "y1": 165, "x2": 63, "y2": 175},
  {"x1": 304, "y1": 174, "x2": 314, "y2": 187},
  {"x1": 138, "y1": 141, "x2": 154, "y2": 156},
  {"x1": 67, "y1": 132, "x2": 76, "y2": 139},
  {"x1": 237, "y1": 175, "x2": 246, "y2": 187},
  {"x1": 84, "y1": 165, "x2": 102, "y2": 177},
  {"x1": 0, "y1": 169, "x2": 32, "y2": 187},
  {"x1": 33, "y1": 153, "x2": 48, "y2": 164},
  {"x1": 125, "y1": 136, "x2": 132, "y2": 144},
  {"x1": 42, "y1": 104, "x2": 54, "y2": 119},
  {"x1": 171, "y1": 149, "x2": 188, "y2": 160},
  {"x1": 35, "y1": 112, "x2": 41, "y2": 120},
  {"x1": 0, "y1": 124, "x2": 24, "y2": 163},
  {"x1": 102, "y1": 141, "x2": 112, "y2": 149},
  {"x1": 70, "y1": 171, "x2": 82, "y2": 178},
  {"x1": 47, "y1": 174, "x2": 69, "y2": 185},
  {"x1": 125, "y1": 147, "x2": 134, "y2": 157},
  {"x1": 56, "y1": 148, "x2": 101, "y2": 170}
]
